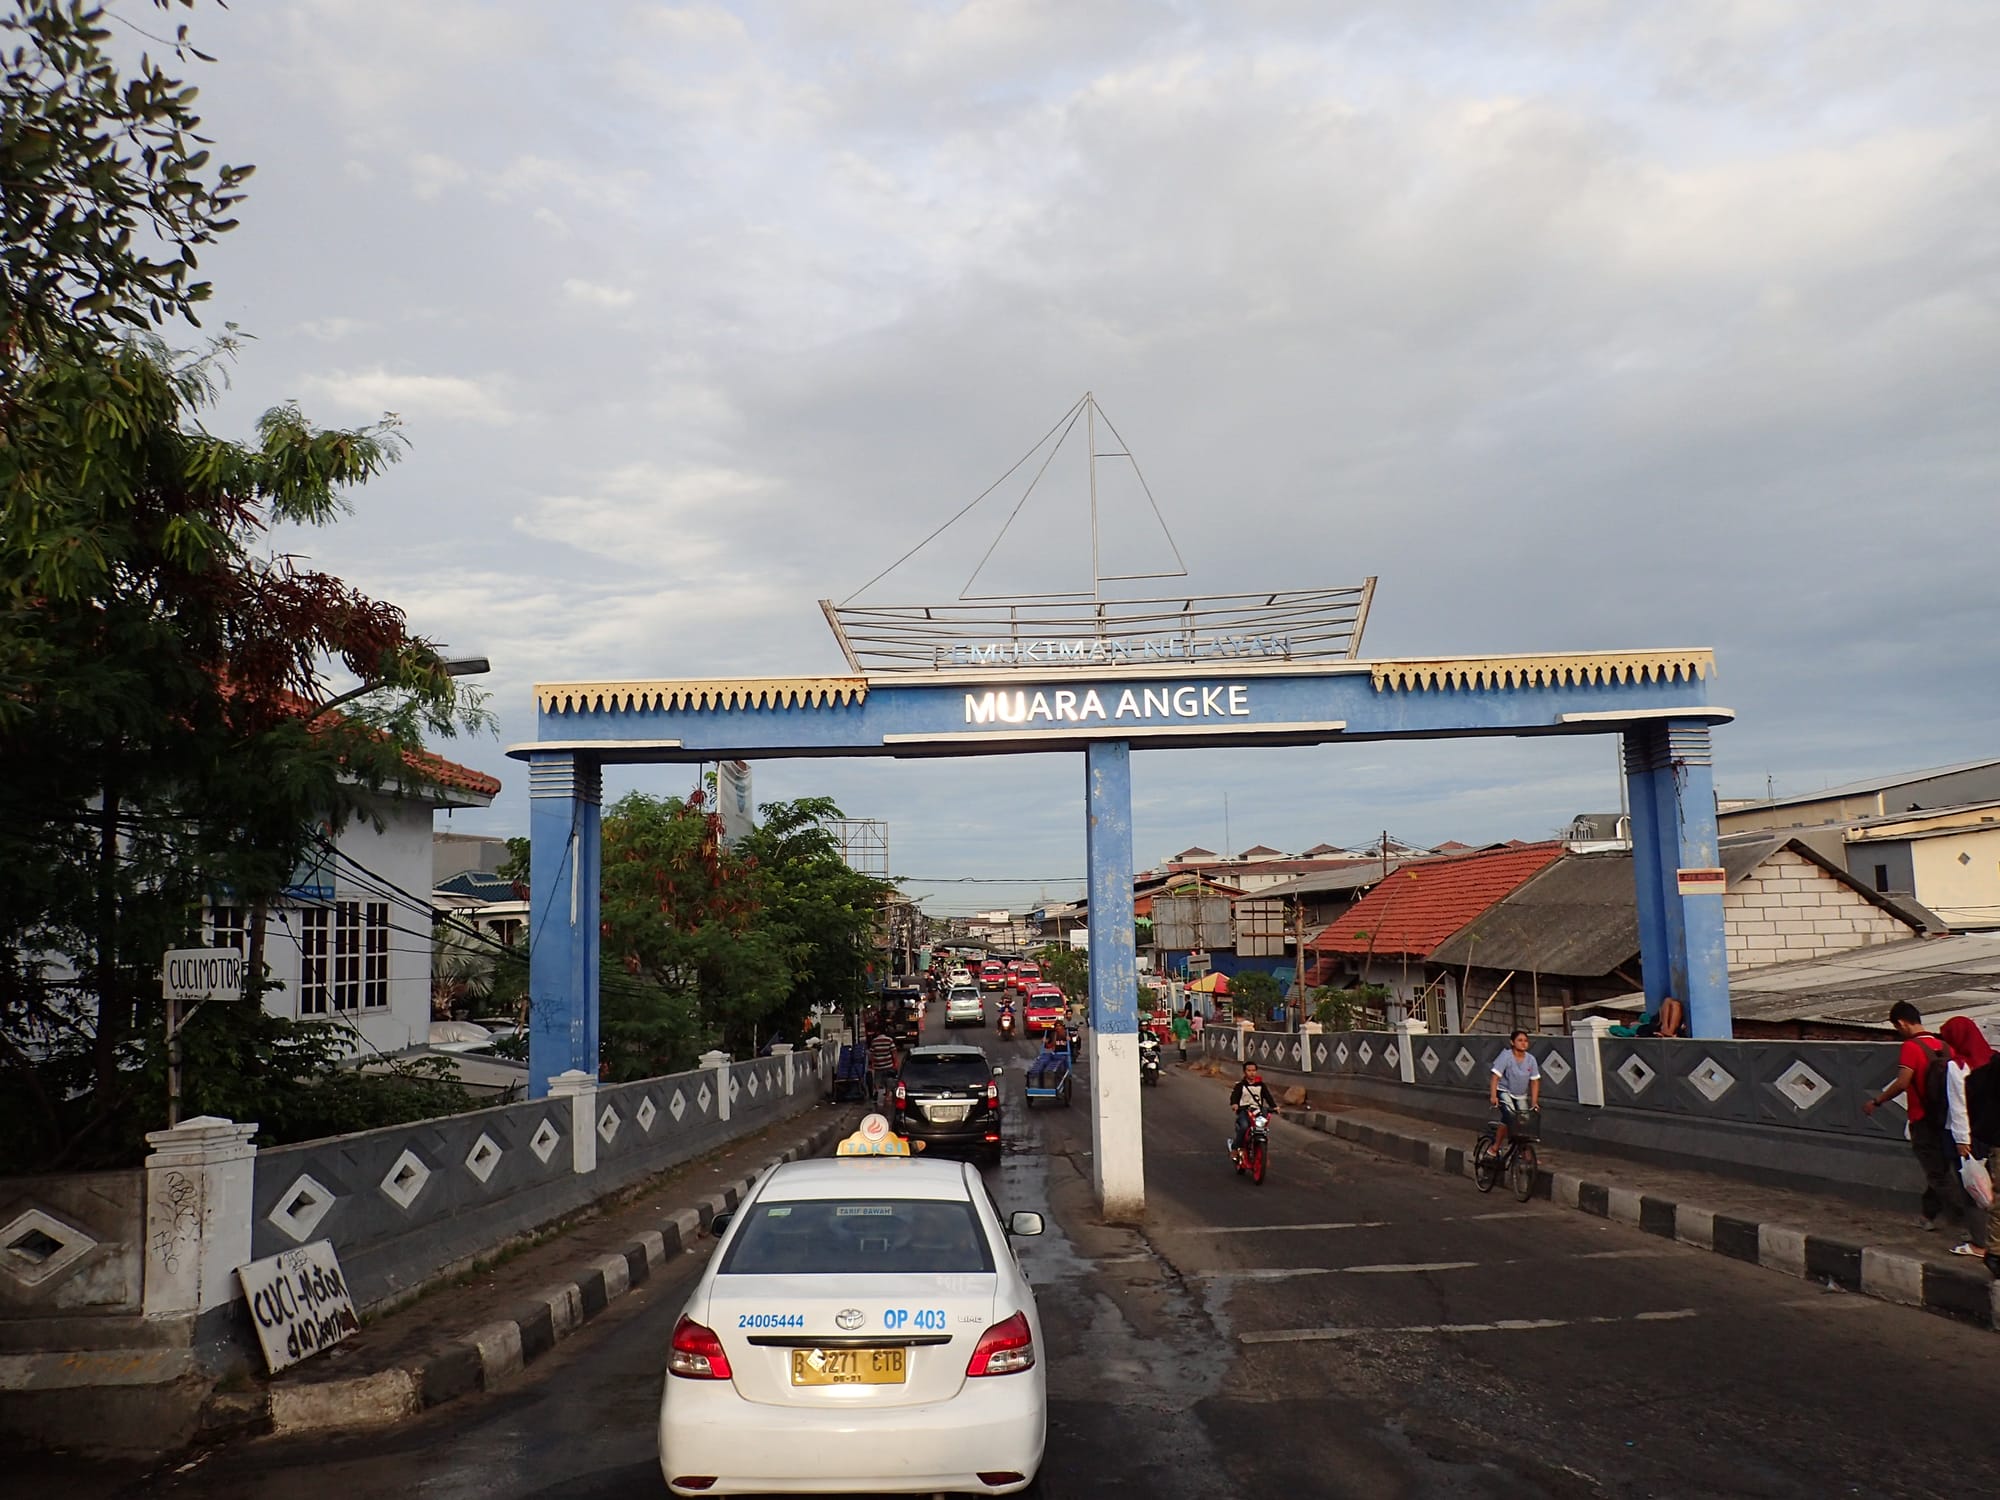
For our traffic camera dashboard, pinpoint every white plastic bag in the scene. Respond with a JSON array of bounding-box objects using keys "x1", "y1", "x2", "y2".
[{"x1": 1961, "y1": 1152, "x2": 1994, "y2": 1211}]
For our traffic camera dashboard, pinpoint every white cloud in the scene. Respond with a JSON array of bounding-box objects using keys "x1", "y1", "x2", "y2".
[
  {"x1": 297, "y1": 316, "x2": 365, "y2": 342},
  {"x1": 513, "y1": 462, "x2": 779, "y2": 566},
  {"x1": 302, "y1": 369, "x2": 515, "y2": 425},
  {"x1": 408, "y1": 151, "x2": 471, "y2": 200},
  {"x1": 562, "y1": 278, "x2": 638, "y2": 309}
]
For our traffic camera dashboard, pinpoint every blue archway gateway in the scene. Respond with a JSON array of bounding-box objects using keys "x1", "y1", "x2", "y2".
[{"x1": 507, "y1": 643, "x2": 1732, "y2": 1222}]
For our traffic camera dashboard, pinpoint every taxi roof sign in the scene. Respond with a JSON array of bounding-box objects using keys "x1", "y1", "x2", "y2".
[{"x1": 836, "y1": 1113, "x2": 922, "y2": 1156}]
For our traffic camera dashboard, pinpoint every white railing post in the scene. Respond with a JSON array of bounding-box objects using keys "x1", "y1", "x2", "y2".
[
  {"x1": 1571, "y1": 1016, "x2": 1614, "y2": 1107},
  {"x1": 142, "y1": 1115, "x2": 258, "y2": 1320},
  {"x1": 548, "y1": 1069, "x2": 598, "y2": 1174},
  {"x1": 701, "y1": 1050, "x2": 733, "y2": 1123},
  {"x1": 1395, "y1": 1016, "x2": 1427, "y2": 1085}
]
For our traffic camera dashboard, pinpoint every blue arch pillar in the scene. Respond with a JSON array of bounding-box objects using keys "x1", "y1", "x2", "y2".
[
  {"x1": 528, "y1": 752, "x2": 602, "y2": 1096},
  {"x1": 1623, "y1": 721, "x2": 1730, "y2": 1039},
  {"x1": 1085, "y1": 741, "x2": 1143, "y2": 1221}
]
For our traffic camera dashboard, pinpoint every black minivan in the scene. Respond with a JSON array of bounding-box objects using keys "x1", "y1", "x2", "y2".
[{"x1": 892, "y1": 1044, "x2": 1004, "y2": 1162}]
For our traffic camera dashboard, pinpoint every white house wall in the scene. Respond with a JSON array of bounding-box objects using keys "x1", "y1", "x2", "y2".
[
  {"x1": 1724, "y1": 849, "x2": 1914, "y2": 970},
  {"x1": 248, "y1": 791, "x2": 439, "y2": 1058}
]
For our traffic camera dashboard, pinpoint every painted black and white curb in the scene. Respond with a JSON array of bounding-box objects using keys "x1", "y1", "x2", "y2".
[
  {"x1": 239, "y1": 1115, "x2": 853, "y2": 1437},
  {"x1": 1298, "y1": 1110, "x2": 2000, "y2": 1334}
]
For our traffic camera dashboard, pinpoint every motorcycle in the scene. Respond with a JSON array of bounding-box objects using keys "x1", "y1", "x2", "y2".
[
  {"x1": 1138, "y1": 1032, "x2": 1162, "y2": 1087},
  {"x1": 1231, "y1": 1109, "x2": 1271, "y2": 1185},
  {"x1": 997, "y1": 1008, "x2": 1016, "y2": 1041}
]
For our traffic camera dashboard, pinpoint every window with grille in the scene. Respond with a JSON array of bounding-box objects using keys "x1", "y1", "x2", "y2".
[
  {"x1": 299, "y1": 908, "x2": 330, "y2": 1016},
  {"x1": 331, "y1": 902, "x2": 362, "y2": 1012},
  {"x1": 363, "y1": 902, "x2": 389, "y2": 1008},
  {"x1": 210, "y1": 905, "x2": 248, "y2": 953}
]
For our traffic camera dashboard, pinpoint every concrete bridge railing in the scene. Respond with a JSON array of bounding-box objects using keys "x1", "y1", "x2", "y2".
[
  {"x1": 1200, "y1": 1022, "x2": 1915, "y2": 1207},
  {"x1": 0, "y1": 1044, "x2": 834, "y2": 1446}
]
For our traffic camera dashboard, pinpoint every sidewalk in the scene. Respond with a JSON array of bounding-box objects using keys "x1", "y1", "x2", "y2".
[
  {"x1": 206, "y1": 1101, "x2": 861, "y2": 1441},
  {"x1": 1185, "y1": 1061, "x2": 2000, "y2": 1332}
]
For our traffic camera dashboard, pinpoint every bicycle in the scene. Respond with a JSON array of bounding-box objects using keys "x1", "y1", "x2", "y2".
[{"x1": 1473, "y1": 1106, "x2": 1540, "y2": 1203}]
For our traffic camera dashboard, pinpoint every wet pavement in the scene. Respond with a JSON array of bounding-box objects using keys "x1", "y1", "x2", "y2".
[{"x1": 56, "y1": 1026, "x2": 2000, "y2": 1498}]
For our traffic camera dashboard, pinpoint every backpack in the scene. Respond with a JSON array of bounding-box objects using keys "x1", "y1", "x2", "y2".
[{"x1": 1913, "y1": 1035, "x2": 1950, "y2": 1124}]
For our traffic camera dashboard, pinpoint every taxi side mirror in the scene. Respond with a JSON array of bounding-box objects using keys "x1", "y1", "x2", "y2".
[
  {"x1": 709, "y1": 1210, "x2": 734, "y2": 1236},
  {"x1": 1006, "y1": 1211, "x2": 1045, "y2": 1237}
]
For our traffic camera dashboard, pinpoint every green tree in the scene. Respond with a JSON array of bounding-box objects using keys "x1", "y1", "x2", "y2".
[
  {"x1": 1035, "y1": 943, "x2": 1088, "y2": 1003},
  {"x1": 1231, "y1": 970, "x2": 1282, "y2": 1019},
  {"x1": 0, "y1": 2, "x2": 489, "y2": 1169}
]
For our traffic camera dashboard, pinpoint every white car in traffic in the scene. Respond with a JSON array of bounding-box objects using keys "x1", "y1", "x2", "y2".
[
  {"x1": 658, "y1": 1154, "x2": 1047, "y2": 1495},
  {"x1": 944, "y1": 986, "x2": 985, "y2": 1027}
]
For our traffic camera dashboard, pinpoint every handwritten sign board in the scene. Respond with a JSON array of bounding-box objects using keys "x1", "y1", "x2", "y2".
[
  {"x1": 236, "y1": 1240, "x2": 359, "y2": 1373},
  {"x1": 161, "y1": 947, "x2": 246, "y2": 1002}
]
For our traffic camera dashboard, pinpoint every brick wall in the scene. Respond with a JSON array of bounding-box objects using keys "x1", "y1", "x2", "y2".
[{"x1": 1725, "y1": 849, "x2": 1913, "y2": 969}]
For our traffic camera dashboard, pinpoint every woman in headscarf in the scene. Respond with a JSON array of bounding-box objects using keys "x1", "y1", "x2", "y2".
[{"x1": 1938, "y1": 1016, "x2": 1998, "y2": 1273}]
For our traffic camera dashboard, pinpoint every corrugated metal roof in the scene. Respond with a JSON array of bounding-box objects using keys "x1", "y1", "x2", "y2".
[
  {"x1": 1429, "y1": 853, "x2": 1641, "y2": 975},
  {"x1": 1724, "y1": 758, "x2": 2000, "y2": 813},
  {"x1": 1244, "y1": 859, "x2": 1430, "y2": 901}
]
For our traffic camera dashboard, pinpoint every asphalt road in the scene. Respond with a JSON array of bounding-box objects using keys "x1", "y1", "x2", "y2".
[{"x1": 97, "y1": 1017, "x2": 2000, "y2": 1498}]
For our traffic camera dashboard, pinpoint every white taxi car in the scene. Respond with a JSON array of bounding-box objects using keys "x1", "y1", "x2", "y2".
[{"x1": 657, "y1": 1143, "x2": 1047, "y2": 1495}]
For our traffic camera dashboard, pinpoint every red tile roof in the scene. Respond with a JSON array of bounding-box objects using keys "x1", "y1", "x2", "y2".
[{"x1": 1307, "y1": 843, "x2": 1566, "y2": 958}]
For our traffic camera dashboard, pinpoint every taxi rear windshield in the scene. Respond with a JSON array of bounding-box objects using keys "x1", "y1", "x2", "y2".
[{"x1": 720, "y1": 1200, "x2": 995, "y2": 1276}]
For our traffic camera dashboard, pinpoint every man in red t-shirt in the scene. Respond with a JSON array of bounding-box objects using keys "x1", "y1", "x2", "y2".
[{"x1": 1864, "y1": 1000, "x2": 1969, "y2": 1233}]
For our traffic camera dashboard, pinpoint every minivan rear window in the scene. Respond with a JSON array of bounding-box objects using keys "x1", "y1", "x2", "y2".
[{"x1": 901, "y1": 1053, "x2": 992, "y2": 1089}]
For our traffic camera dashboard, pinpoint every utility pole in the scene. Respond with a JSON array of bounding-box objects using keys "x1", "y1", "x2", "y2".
[
  {"x1": 1380, "y1": 829, "x2": 1389, "y2": 883},
  {"x1": 1292, "y1": 896, "x2": 1306, "y2": 1034}
]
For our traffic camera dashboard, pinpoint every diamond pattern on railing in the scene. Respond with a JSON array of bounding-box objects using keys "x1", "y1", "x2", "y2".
[
  {"x1": 1357, "y1": 1040, "x2": 1374, "y2": 1066},
  {"x1": 698, "y1": 1083, "x2": 713, "y2": 1114},
  {"x1": 1541, "y1": 1052, "x2": 1572, "y2": 1087},
  {"x1": 379, "y1": 1149, "x2": 431, "y2": 1210},
  {"x1": 1774, "y1": 1059, "x2": 1835, "y2": 1113},
  {"x1": 669, "y1": 1089, "x2": 687, "y2": 1122},
  {"x1": 0, "y1": 1208, "x2": 97, "y2": 1288},
  {"x1": 747, "y1": 1072, "x2": 760, "y2": 1097},
  {"x1": 1384, "y1": 1042, "x2": 1400, "y2": 1069},
  {"x1": 597, "y1": 1105, "x2": 621, "y2": 1145},
  {"x1": 1289, "y1": 1041, "x2": 1301, "y2": 1064},
  {"x1": 636, "y1": 1096, "x2": 658, "y2": 1132},
  {"x1": 728, "y1": 1075, "x2": 742, "y2": 1103},
  {"x1": 529, "y1": 1118, "x2": 561, "y2": 1164},
  {"x1": 1688, "y1": 1056, "x2": 1736, "y2": 1104},
  {"x1": 269, "y1": 1173, "x2": 336, "y2": 1242},
  {"x1": 464, "y1": 1133, "x2": 503, "y2": 1184},
  {"x1": 1420, "y1": 1045, "x2": 1441, "y2": 1075},
  {"x1": 1314, "y1": 1042, "x2": 1329, "y2": 1066},
  {"x1": 1616, "y1": 1054, "x2": 1657, "y2": 1095},
  {"x1": 1335, "y1": 1041, "x2": 1350, "y2": 1066}
]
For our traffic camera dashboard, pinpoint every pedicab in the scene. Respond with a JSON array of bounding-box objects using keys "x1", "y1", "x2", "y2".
[{"x1": 1022, "y1": 1031, "x2": 1074, "y2": 1108}]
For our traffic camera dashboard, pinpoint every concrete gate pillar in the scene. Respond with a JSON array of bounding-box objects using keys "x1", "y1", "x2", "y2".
[
  {"x1": 1084, "y1": 740, "x2": 1143, "y2": 1222},
  {"x1": 1623, "y1": 721, "x2": 1731, "y2": 1039},
  {"x1": 529, "y1": 752, "x2": 603, "y2": 1097}
]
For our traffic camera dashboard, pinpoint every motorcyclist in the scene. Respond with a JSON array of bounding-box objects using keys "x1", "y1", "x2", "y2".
[{"x1": 1228, "y1": 1061, "x2": 1279, "y2": 1159}]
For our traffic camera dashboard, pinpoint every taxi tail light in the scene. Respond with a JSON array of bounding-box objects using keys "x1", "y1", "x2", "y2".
[
  {"x1": 668, "y1": 1314, "x2": 733, "y2": 1380},
  {"x1": 895, "y1": 1080, "x2": 907, "y2": 1109},
  {"x1": 978, "y1": 1475, "x2": 1027, "y2": 1488},
  {"x1": 966, "y1": 1310, "x2": 1035, "y2": 1376}
]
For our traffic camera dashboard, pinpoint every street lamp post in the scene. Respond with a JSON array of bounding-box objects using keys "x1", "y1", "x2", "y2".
[{"x1": 315, "y1": 654, "x2": 491, "y2": 717}]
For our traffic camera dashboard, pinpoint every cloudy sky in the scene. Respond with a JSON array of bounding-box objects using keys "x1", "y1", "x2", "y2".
[{"x1": 166, "y1": 0, "x2": 1997, "y2": 914}]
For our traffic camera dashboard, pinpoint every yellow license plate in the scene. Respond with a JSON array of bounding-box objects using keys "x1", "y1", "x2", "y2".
[{"x1": 790, "y1": 1347, "x2": 907, "y2": 1386}]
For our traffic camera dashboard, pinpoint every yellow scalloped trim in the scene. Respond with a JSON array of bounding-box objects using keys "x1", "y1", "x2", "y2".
[
  {"x1": 536, "y1": 677, "x2": 869, "y2": 714},
  {"x1": 1371, "y1": 650, "x2": 1714, "y2": 693}
]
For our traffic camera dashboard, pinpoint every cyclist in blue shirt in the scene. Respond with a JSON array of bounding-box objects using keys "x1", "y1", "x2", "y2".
[{"x1": 1486, "y1": 1029, "x2": 1542, "y2": 1160}]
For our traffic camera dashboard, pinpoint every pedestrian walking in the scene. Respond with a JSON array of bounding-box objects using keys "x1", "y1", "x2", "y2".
[
  {"x1": 1171, "y1": 1008, "x2": 1192, "y2": 1062},
  {"x1": 866, "y1": 1016, "x2": 898, "y2": 1108},
  {"x1": 1190, "y1": 1006, "x2": 1205, "y2": 1054},
  {"x1": 1939, "y1": 1016, "x2": 1999, "y2": 1276},
  {"x1": 1864, "y1": 1001, "x2": 1977, "y2": 1246}
]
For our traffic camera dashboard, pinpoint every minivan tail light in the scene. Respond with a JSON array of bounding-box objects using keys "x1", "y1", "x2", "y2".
[
  {"x1": 987, "y1": 1079, "x2": 999, "y2": 1109},
  {"x1": 966, "y1": 1311, "x2": 1035, "y2": 1376},
  {"x1": 668, "y1": 1314, "x2": 733, "y2": 1380},
  {"x1": 895, "y1": 1080, "x2": 907, "y2": 1109}
]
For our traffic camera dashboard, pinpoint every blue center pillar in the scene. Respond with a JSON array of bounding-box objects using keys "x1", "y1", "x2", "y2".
[
  {"x1": 1623, "y1": 722, "x2": 1730, "y2": 1039},
  {"x1": 1084, "y1": 739, "x2": 1143, "y2": 1222},
  {"x1": 528, "y1": 752, "x2": 602, "y2": 1096}
]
